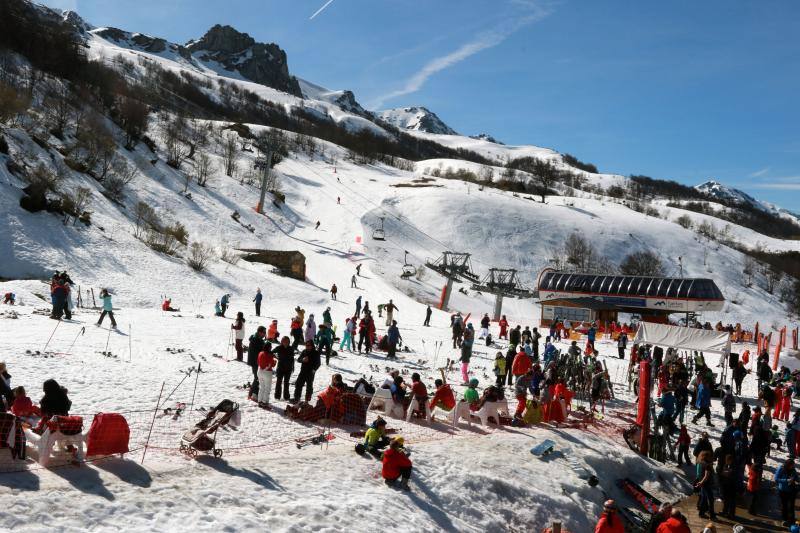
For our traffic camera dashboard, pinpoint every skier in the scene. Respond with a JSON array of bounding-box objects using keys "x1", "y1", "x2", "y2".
[
  {"x1": 293, "y1": 341, "x2": 320, "y2": 403},
  {"x1": 387, "y1": 320, "x2": 401, "y2": 360},
  {"x1": 247, "y1": 326, "x2": 267, "y2": 398},
  {"x1": 358, "y1": 312, "x2": 375, "y2": 354},
  {"x1": 336, "y1": 196, "x2": 340, "y2": 204},
  {"x1": 356, "y1": 264, "x2": 362, "y2": 276},
  {"x1": 330, "y1": 284, "x2": 338, "y2": 301},
  {"x1": 509, "y1": 325, "x2": 521, "y2": 350},
  {"x1": 253, "y1": 288, "x2": 263, "y2": 317},
  {"x1": 423, "y1": 305, "x2": 432, "y2": 327},
  {"x1": 384, "y1": 300, "x2": 398, "y2": 326},
  {"x1": 231, "y1": 312, "x2": 246, "y2": 361},
  {"x1": 355, "y1": 295, "x2": 362, "y2": 318},
  {"x1": 460, "y1": 324, "x2": 475, "y2": 384},
  {"x1": 256, "y1": 345, "x2": 276, "y2": 408},
  {"x1": 382, "y1": 437, "x2": 412, "y2": 490},
  {"x1": 351, "y1": 274, "x2": 357, "y2": 289},
  {"x1": 322, "y1": 307, "x2": 333, "y2": 327},
  {"x1": 219, "y1": 294, "x2": 230, "y2": 317},
  {"x1": 315, "y1": 221, "x2": 320, "y2": 230},
  {"x1": 304, "y1": 314, "x2": 317, "y2": 342},
  {"x1": 273, "y1": 336, "x2": 294, "y2": 401},
  {"x1": 316, "y1": 323, "x2": 334, "y2": 365},
  {"x1": 479, "y1": 314, "x2": 490, "y2": 339},
  {"x1": 498, "y1": 315, "x2": 508, "y2": 339},
  {"x1": 2, "y1": 293, "x2": 15, "y2": 305},
  {"x1": 96, "y1": 288, "x2": 117, "y2": 327},
  {"x1": 339, "y1": 316, "x2": 356, "y2": 352},
  {"x1": 617, "y1": 331, "x2": 628, "y2": 359}
]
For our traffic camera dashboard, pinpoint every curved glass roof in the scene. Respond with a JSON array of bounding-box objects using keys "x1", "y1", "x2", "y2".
[{"x1": 539, "y1": 272, "x2": 724, "y2": 300}]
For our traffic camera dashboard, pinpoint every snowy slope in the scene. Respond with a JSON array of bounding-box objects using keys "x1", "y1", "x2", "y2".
[{"x1": 377, "y1": 107, "x2": 458, "y2": 135}]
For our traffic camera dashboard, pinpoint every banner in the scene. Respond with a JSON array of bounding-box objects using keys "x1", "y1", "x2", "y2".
[
  {"x1": 637, "y1": 360, "x2": 651, "y2": 455},
  {"x1": 773, "y1": 337, "x2": 782, "y2": 371}
]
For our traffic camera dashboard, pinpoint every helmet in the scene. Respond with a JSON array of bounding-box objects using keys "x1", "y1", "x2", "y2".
[
  {"x1": 392, "y1": 436, "x2": 404, "y2": 446},
  {"x1": 469, "y1": 378, "x2": 479, "y2": 387}
]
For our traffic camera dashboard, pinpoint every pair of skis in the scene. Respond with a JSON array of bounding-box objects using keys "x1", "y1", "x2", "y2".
[{"x1": 295, "y1": 432, "x2": 335, "y2": 449}]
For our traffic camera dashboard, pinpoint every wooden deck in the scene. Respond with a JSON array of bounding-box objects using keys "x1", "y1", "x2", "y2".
[{"x1": 673, "y1": 490, "x2": 786, "y2": 532}]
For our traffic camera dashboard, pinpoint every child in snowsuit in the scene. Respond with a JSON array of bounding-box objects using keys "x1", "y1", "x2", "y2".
[
  {"x1": 256, "y1": 347, "x2": 276, "y2": 407},
  {"x1": 361, "y1": 418, "x2": 390, "y2": 458},
  {"x1": 493, "y1": 352, "x2": 506, "y2": 387},
  {"x1": 463, "y1": 378, "x2": 479, "y2": 410},
  {"x1": 382, "y1": 437, "x2": 412, "y2": 489}
]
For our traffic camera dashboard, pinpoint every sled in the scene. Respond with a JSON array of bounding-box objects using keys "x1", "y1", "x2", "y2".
[{"x1": 530, "y1": 438, "x2": 556, "y2": 457}]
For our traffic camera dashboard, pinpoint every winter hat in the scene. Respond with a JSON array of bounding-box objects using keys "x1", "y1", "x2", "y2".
[
  {"x1": 468, "y1": 378, "x2": 479, "y2": 387},
  {"x1": 391, "y1": 436, "x2": 404, "y2": 447},
  {"x1": 603, "y1": 499, "x2": 616, "y2": 510}
]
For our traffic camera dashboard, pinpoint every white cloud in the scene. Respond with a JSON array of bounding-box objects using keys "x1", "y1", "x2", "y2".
[
  {"x1": 749, "y1": 167, "x2": 770, "y2": 178},
  {"x1": 368, "y1": 2, "x2": 551, "y2": 109}
]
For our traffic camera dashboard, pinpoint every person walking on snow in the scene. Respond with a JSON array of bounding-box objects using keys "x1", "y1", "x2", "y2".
[
  {"x1": 294, "y1": 341, "x2": 320, "y2": 403},
  {"x1": 498, "y1": 315, "x2": 508, "y2": 339},
  {"x1": 96, "y1": 289, "x2": 117, "y2": 328},
  {"x1": 273, "y1": 336, "x2": 294, "y2": 401},
  {"x1": 330, "y1": 284, "x2": 337, "y2": 301},
  {"x1": 460, "y1": 323, "x2": 475, "y2": 384},
  {"x1": 351, "y1": 275, "x2": 357, "y2": 289},
  {"x1": 340, "y1": 316, "x2": 356, "y2": 352},
  {"x1": 247, "y1": 326, "x2": 267, "y2": 398},
  {"x1": 231, "y1": 312, "x2": 246, "y2": 361},
  {"x1": 315, "y1": 221, "x2": 320, "y2": 230},
  {"x1": 356, "y1": 264, "x2": 362, "y2": 276},
  {"x1": 479, "y1": 314, "x2": 490, "y2": 339},
  {"x1": 322, "y1": 307, "x2": 333, "y2": 327},
  {"x1": 387, "y1": 320, "x2": 401, "y2": 360},
  {"x1": 617, "y1": 331, "x2": 627, "y2": 359},
  {"x1": 355, "y1": 296, "x2": 362, "y2": 318},
  {"x1": 423, "y1": 305, "x2": 432, "y2": 327},
  {"x1": 304, "y1": 314, "x2": 317, "y2": 342},
  {"x1": 256, "y1": 345, "x2": 276, "y2": 407},
  {"x1": 253, "y1": 288, "x2": 262, "y2": 317},
  {"x1": 219, "y1": 294, "x2": 230, "y2": 317},
  {"x1": 384, "y1": 300, "x2": 398, "y2": 326},
  {"x1": 452, "y1": 312, "x2": 464, "y2": 349},
  {"x1": 316, "y1": 323, "x2": 334, "y2": 365}
]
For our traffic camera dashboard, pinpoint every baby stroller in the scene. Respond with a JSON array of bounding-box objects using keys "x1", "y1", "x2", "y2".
[{"x1": 180, "y1": 399, "x2": 240, "y2": 458}]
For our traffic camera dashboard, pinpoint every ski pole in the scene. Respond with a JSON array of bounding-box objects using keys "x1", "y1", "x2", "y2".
[
  {"x1": 42, "y1": 319, "x2": 61, "y2": 353},
  {"x1": 66, "y1": 326, "x2": 85, "y2": 353},
  {"x1": 189, "y1": 363, "x2": 201, "y2": 412},
  {"x1": 104, "y1": 325, "x2": 113, "y2": 353},
  {"x1": 129, "y1": 324, "x2": 133, "y2": 362},
  {"x1": 225, "y1": 328, "x2": 233, "y2": 361}
]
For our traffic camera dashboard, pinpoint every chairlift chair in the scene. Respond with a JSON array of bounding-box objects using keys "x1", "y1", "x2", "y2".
[
  {"x1": 372, "y1": 217, "x2": 386, "y2": 241},
  {"x1": 400, "y1": 251, "x2": 417, "y2": 280}
]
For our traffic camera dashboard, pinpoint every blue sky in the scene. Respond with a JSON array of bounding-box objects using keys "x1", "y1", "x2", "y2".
[{"x1": 41, "y1": 0, "x2": 800, "y2": 210}]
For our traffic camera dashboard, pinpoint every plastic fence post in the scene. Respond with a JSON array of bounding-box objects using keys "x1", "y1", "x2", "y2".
[
  {"x1": 42, "y1": 319, "x2": 61, "y2": 354},
  {"x1": 141, "y1": 381, "x2": 165, "y2": 465}
]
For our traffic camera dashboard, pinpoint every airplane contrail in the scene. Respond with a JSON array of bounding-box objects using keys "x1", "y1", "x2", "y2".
[{"x1": 309, "y1": 0, "x2": 336, "y2": 20}]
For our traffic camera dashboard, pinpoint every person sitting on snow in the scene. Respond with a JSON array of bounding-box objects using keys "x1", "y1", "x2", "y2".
[
  {"x1": 214, "y1": 300, "x2": 223, "y2": 317},
  {"x1": 382, "y1": 437, "x2": 412, "y2": 490},
  {"x1": 162, "y1": 298, "x2": 178, "y2": 312},
  {"x1": 407, "y1": 373, "x2": 428, "y2": 419},
  {"x1": 360, "y1": 417, "x2": 390, "y2": 457}
]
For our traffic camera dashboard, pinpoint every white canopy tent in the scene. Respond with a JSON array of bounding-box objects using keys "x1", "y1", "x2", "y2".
[{"x1": 633, "y1": 322, "x2": 731, "y2": 356}]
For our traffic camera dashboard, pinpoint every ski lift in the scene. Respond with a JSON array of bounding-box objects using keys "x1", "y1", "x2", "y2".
[
  {"x1": 400, "y1": 251, "x2": 417, "y2": 280},
  {"x1": 372, "y1": 217, "x2": 385, "y2": 241}
]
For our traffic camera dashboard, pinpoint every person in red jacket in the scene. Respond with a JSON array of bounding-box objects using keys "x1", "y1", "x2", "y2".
[
  {"x1": 512, "y1": 348, "x2": 532, "y2": 378},
  {"x1": 655, "y1": 509, "x2": 691, "y2": 533},
  {"x1": 382, "y1": 437, "x2": 412, "y2": 489},
  {"x1": 267, "y1": 320, "x2": 279, "y2": 342},
  {"x1": 428, "y1": 379, "x2": 456, "y2": 420},
  {"x1": 317, "y1": 374, "x2": 346, "y2": 421},
  {"x1": 498, "y1": 315, "x2": 509, "y2": 340},
  {"x1": 676, "y1": 424, "x2": 691, "y2": 465},
  {"x1": 595, "y1": 499, "x2": 624, "y2": 533}
]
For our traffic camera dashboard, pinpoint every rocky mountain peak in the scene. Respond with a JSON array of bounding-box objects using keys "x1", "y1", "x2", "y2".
[
  {"x1": 187, "y1": 24, "x2": 255, "y2": 55},
  {"x1": 377, "y1": 106, "x2": 458, "y2": 135}
]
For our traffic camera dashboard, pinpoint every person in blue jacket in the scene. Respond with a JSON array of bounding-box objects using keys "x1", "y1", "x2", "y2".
[
  {"x1": 386, "y1": 320, "x2": 402, "y2": 360},
  {"x1": 219, "y1": 294, "x2": 230, "y2": 317},
  {"x1": 587, "y1": 324, "x2": 597, "y2": 351},
  {"x1": 96, "y1": 288, "x2": 117, "y2": 328},
  {"x1": 775, "y1": 458, "x2": 799, "y2": 525},
  {"x1": 692, "y1": 378, "x2": 713, "y2": 426},
  {"x1": 253, "y1": 288, "x2": 262, "y2": 317}
]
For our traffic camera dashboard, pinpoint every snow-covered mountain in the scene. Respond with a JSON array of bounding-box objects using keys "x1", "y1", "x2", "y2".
[
  {"x1": 696, "y1": 180, "x2": 800, "y2": 224},
  {"x1": 377, "y1": 106, "x2": 459, "y2": 135}
]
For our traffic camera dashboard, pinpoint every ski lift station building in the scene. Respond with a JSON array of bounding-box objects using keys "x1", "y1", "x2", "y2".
[{"x1": 535, "y1": 269, "x2": 725, "y2": 326}]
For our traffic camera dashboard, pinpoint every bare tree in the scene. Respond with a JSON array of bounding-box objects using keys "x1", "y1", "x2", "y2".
[
  {"x1": 62, "y1": 186, "x2": 92, "y2": 226},
  {"x1": 675, "y1": 214, "x2": 693, "y2": 230},
  {"x1": 564, "y1": 231, "x2": 595, "y2": 271},
  {"x1": 0, "y1": 80, "x2": 30, "y2": 125},
  {"x1": 619, "y1": 250, "x2": 665, "y2": 277},
  {"x1": 118, "y1": 97, "x2": 149, "y2": 149},
  {"x1": 531, "y1": 159, "x2": 557, "y2": 203},
  {"x1": 221, "y1": 131, "x2": 238, "y2": 177},
  {"x1": 163, "y1": 115, "x2": 189, "y2": 169},
  {"x1": 194, "y1": 152, "x2": 214, "y2": 187},
  {"x1": 133, "y1": 201, "x2": 157, "y2": 239},
  {"x1": 187, "y1": 242, "x2": 215, "y2": 271},
  {"x1": 104, "y1": 159, "x2": 138, "y2": 201},
  {"x1": 762, "y1": 263, "x2": 781, "y2": 295},
  {"x1": 42, "y1": 82, "x2": 72, "y2": 137},
  {"x1": 742, "y1": 255, "x2": 757, "y2": 287}
]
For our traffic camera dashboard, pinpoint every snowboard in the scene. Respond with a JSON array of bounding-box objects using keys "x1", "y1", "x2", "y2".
[{"x1": 530, "y1": 438, "x2": 556, "y2": 457}]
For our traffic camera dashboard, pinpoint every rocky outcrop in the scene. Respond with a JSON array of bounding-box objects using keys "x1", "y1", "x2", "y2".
[
  {"x1": 186, "y1": 25, "x2": 302, "y2": 97},
  {"x1": 377, "y1": 107, "x2": 458, "y2": 135}
]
